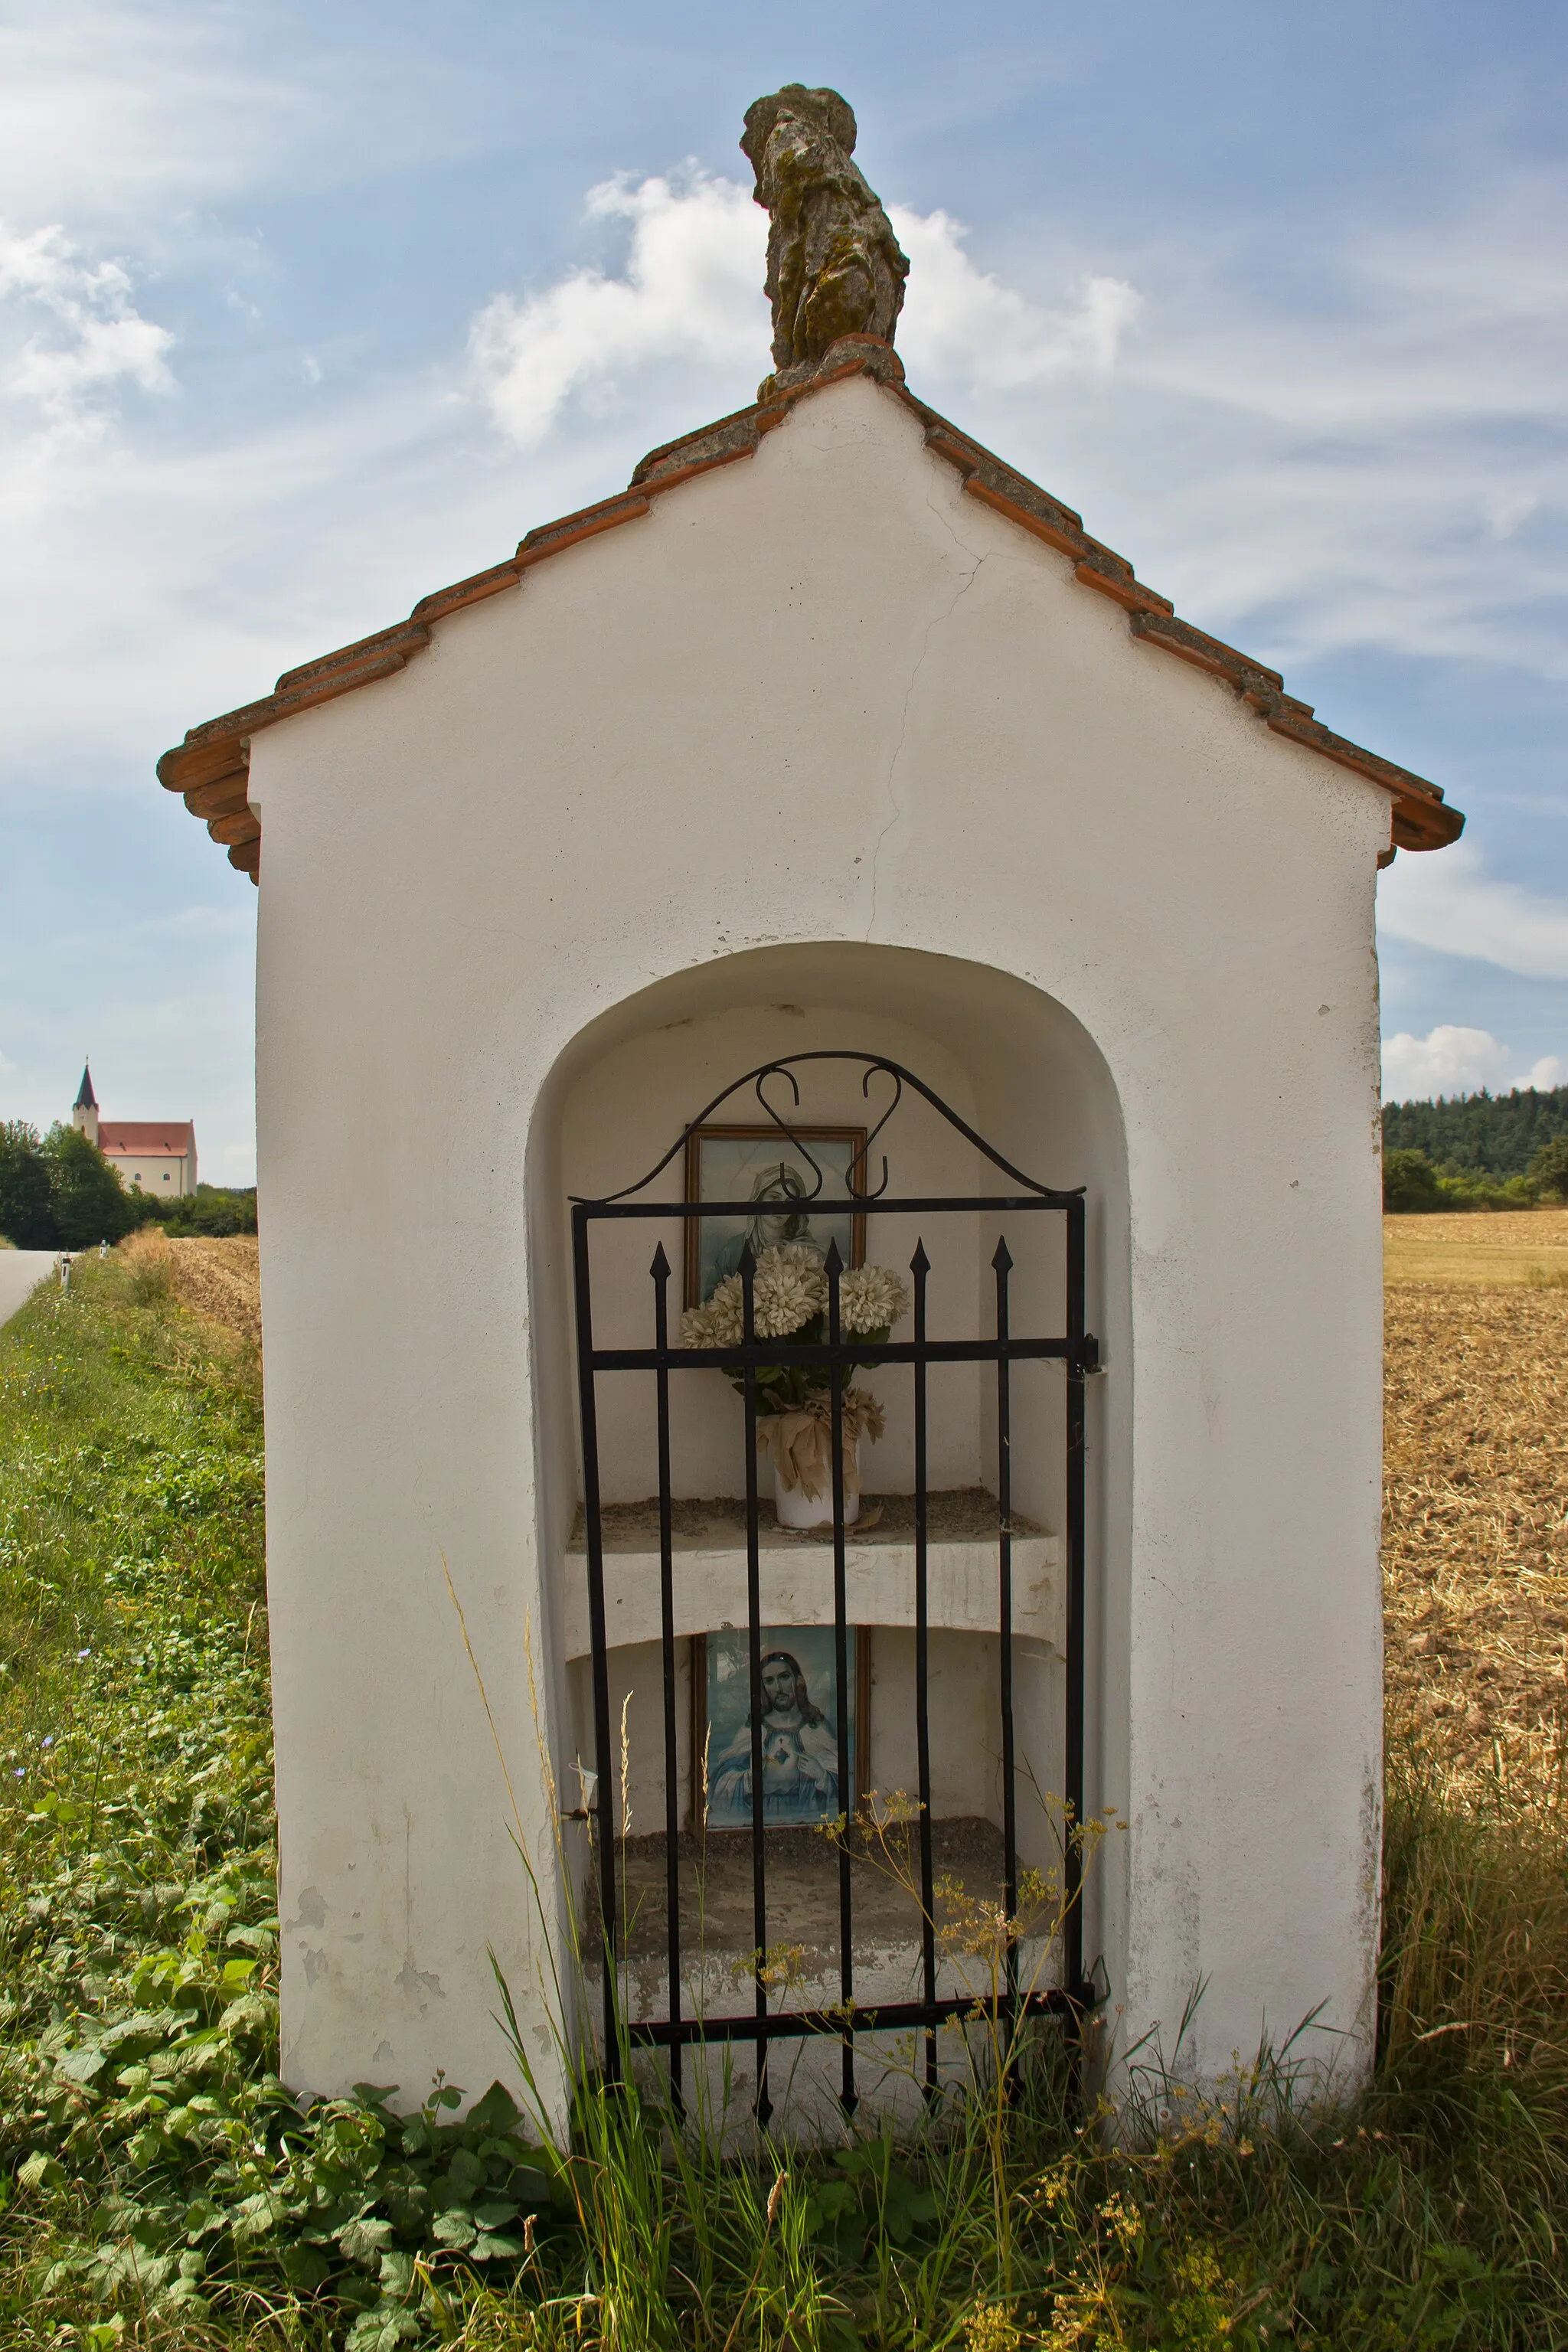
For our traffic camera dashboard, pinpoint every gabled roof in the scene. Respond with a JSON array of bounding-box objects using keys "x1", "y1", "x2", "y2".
[
  {"x1": 157, "y1": 339, "x2": 1463, "y2": 884},
  {"x1": 74, "y1": 1062, "x2": 97, "y2": 1111},
  {"x1": 100, "y1": 1122, "x2": 194, "y2": 1158}
]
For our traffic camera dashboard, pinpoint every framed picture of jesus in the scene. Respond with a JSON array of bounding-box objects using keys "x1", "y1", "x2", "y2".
[{"x1": 694, "y1": 1625, "x2": 871, "y2": 1830}]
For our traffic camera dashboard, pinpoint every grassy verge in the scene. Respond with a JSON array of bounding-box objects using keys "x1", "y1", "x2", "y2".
[{"x1": 0, "y1": 1250, "x2": 1564, "y2": 2347}]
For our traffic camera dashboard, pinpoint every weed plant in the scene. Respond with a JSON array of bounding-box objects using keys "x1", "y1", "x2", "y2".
[{"x1": 0, "y1": 1253, "x2": 1563, "y2": 2347}]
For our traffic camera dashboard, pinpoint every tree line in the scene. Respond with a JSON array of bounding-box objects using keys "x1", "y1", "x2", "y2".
[
  {"x1": 0, "y1": 1122, "x2": 257, "y2": 1250},
  {"x1": 1382, "y1": 1083, "x2": 1568, "y2": 1176},
  {"x1": 1381, "y1": 1083, "x2": 1568, "y2": 1212}
]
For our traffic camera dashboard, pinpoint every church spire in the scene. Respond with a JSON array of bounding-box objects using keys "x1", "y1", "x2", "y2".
[{"x1": 73, "y1": 1061, "x2": 99, "y2": 1146}]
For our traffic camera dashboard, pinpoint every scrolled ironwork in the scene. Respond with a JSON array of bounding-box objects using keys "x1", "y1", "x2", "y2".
[{"x1": 571, "y1": 1050, "x2": 1083, "y2": 1206}]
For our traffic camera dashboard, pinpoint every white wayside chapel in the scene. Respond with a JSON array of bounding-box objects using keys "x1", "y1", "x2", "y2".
[{"x1": 158, "y1": 87, "x2": 1462, "y2": 2128}]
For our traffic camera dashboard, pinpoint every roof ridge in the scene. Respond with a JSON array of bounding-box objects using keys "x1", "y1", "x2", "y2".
[{"x1": 156, "y1": 342, "x2": 1462, "y2": 880}]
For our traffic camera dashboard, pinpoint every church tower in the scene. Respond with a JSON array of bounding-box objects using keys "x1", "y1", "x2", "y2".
[{"x1": 72, "y1": 1063, "x2": 99, "y2": 1148}]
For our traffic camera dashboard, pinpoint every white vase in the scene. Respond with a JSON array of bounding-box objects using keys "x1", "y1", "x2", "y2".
[{"x1": 773, "y1": 1439, "x2": 860, "y2": 1531}]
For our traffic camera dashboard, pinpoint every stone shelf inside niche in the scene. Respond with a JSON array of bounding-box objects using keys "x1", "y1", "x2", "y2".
[{"x1": 561, "y1": 1488, "x2": 1060, "y2": 1659}]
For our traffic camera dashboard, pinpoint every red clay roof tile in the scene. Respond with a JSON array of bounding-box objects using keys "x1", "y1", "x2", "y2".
[{"x1": 100, "y1": 1123, "x2": 194, "y2": 1155}]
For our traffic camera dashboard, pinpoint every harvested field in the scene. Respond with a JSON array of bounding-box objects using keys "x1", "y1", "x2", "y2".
[
  {"x1": 1384, "y1": 1271, "x2": 1568, "y2": 1795},
  {"x1": 119, "y1": 1226, "x2": 261, "y2": 1344},
  {"x1": 1384, "y1": 1204, "x2": 1568, "y2": 1286}
]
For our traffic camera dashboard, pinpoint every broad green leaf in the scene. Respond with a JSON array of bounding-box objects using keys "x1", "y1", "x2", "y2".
[
  {"x1": 337, "y1": 2215, "x2": 396, "y2": 2265},
  {"x1": 446, "y1": 2146, "x2": 486, "y2": 2197},
  {"x1": 377, "y1": 2248, "x2": 416, "y2": 2300},
  {"x1": 473, "y1": 2198, "x2": 518, "y2": 2230},
  {"x1": 346, "y1": 2311, "x2": 420, "y2": 2352},
  {"x1": 466, "y1": 2081, "x2": 521, "y2": 2137},
  {"x1": 471, "y1": 2230, "x2": 526, "y2": 2262},
  {"x1": 56, "y1": 2043, "x2": 107, "y2": 2086},
  {"x1": 281, "y1": 2243, "x2": 333, "y2": 2292}
]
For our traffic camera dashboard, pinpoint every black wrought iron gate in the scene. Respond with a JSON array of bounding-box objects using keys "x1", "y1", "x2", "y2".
[{"x1": 571, "y1": 1054, "x2": 1097, "y2": 2119}]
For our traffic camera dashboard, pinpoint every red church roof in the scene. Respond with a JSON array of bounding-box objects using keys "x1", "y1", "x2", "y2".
[{"x1": 100, "y1": 1122, "x2": 194, "y2": 1158}]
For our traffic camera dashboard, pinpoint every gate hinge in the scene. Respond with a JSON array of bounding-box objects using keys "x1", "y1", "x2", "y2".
[{"x1": 1081, "y1": 1333, "x2": 1107, "y2": 1375}]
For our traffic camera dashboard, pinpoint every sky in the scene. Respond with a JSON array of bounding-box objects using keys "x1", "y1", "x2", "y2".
[{"x1": 2, "y1": 0, "x2": 1566, "y2": 1184}]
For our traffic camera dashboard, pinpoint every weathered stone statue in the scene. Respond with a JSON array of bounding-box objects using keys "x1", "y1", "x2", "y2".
[{"x1": 740, "y1": 86, "x2": 910, "y2": 397}]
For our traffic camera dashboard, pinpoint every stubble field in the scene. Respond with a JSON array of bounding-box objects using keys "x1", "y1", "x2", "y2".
[{"x1": 1383, "y1": 1221, "x2": 1568, "y2": 1798}]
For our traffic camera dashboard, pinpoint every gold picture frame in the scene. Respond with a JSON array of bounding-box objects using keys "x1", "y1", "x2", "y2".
[{"x1": 682, "y1": 1122, "x2": 867, "y2": 1309}]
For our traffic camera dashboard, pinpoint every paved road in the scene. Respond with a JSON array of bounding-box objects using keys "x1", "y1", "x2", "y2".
[{"x1": 0, "y1": 1252, "x2": 58, "y2": 1328}]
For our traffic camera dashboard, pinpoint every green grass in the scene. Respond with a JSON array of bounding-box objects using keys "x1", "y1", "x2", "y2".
[{"x1": 0, "y1": 1255, "x2": 1565, "y2": 2348}]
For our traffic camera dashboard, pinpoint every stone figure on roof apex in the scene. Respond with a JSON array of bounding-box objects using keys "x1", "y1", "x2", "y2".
[{"x1": 740, "y1": 85, "x2": 910, "y2": 398}]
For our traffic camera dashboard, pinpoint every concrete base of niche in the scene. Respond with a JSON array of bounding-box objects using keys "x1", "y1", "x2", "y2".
[
  {"x1": 562, "y1": 1488, "x2": 1061, "y2": 1660},
  {"x1": 580, "y1": 1814, "x2": 1060, "y2": 2141}
]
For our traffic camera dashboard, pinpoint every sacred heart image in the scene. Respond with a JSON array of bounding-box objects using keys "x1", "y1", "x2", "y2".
[{"x1": 704, "y1": 1625, "x2": 857, "y2": 1829}]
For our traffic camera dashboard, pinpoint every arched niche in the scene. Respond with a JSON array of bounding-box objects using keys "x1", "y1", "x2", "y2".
[{"x1": 524, "y1": 942, "x2": 1130, "y2": 1994}]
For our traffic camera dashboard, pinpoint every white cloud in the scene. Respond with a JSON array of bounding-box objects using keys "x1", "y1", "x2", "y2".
[
  {"x1": 0, "y1": 4, "x2": 299, "y2": 221},
  {"x1": 0, "y1": 1, "x2": 494, "y2": 229},
  {"x1": 1379, "y1": 843, "x2": 1568, "y2": 981},
  {"x1": 891, "y1": 206, "x2": 1142, "y2": 390},
  {"x1": 793, "y1": 174, "x2": 1568, "y2": 689},
  {"x1": 470, "y1": 171, "x2": 767, "y2": 448},
  {"x1": 1382, "y1": 1025, "x2": 1514, "y2": 1100},
  {"x1": 0, "y1": 221, "x2": 173, "y2": 426},
  {"x1": 469, "y1": 175, "x2": 1144, "y2": 452},
  {"x1": 462, "y1": 162, "x2": 1568, "y2": 689},
  {"x1": 1382, "y1": 1027, "x2": 1566, "y2": 1101}
]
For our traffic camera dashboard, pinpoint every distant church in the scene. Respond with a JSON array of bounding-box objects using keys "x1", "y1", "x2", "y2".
[{"x1": 72, "y1": 1064, "x2": 198, "y2": 1198}]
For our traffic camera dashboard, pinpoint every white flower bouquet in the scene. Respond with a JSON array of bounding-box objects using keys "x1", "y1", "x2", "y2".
[
  {"x1": 679, "y1": 1241, "x2": 908, "y2": 1412},
  {"x1": 680, "y1": 1242, "x2": 910, "y2": 1511}
]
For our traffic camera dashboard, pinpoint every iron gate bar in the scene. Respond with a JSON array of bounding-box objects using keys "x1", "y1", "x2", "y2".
[
  {"x1": 825, "y1": 1243, "x2": 858, "y2": 2112},
  {"x1": 625, "y1": 1986, "x2": 1082, "y2": 2050},
  {"x1": 569, "y1": 1053, "x2": 1098, "y2": 2112},
  {"x1": 994, "y1": 1237, "x2": 1019, "y2": 2025},
  {"x1": 592, "y1": 1336, "x2": 1072, "y2": 1371},
  {"x1": 740, "y1": 1254, "x2": 770, "y2": 2122},
  {"x1": 569, "y1": 1213, "x2": 621, "y2": 2081},
  {"x1": 910, "y1": 1240, "x2": 937, "y2": 2102},
  {"x1": 577, "y1": 1194, "x2": 1083, "y2": 1217},
  {"x1": 1065, "y1": 1197, "x2": 1087, "y2": 2012},
  {"x1": 650, "y1": 1246, "x2": 682, "y2": 2115}
]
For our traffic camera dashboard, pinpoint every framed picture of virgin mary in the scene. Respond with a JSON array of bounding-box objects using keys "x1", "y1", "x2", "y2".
[
  {"x1": 683, "y1": 1124, "x2": 867, "y2": 1309},
  {"x1": 695, "y1": 1625, "x2": 869, "y2": 1830}
]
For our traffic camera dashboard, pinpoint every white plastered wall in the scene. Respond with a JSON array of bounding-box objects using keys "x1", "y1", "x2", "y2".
[
  {"x1": 109, "y1": 1153, "x2": 193, "y2": 1197},
  {"x1": 249, "y1": 369, "x2": 1389, "y2": 2118}
]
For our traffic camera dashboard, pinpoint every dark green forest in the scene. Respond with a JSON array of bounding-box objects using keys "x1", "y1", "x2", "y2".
[{"x1": 1382, "y1": 1085, "x2": 1568, "y2": 1178}]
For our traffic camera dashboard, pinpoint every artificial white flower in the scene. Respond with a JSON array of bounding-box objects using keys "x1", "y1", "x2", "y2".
[
  {"x1": 751, "y1": 1247, "x2": 829, "y2": 1338},
  {"x1": 838, "y1": 1263, "x2": 910, "y2": 1334},
  {"x1": 680, "y1": 1245, "x2": 906, "y2": 1355},
  {"x1": 678, "y1": 1295, "x2": 733, "y2": 1349}
]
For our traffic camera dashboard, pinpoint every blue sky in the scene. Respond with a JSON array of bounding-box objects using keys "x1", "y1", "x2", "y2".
[{"x1": 2, "y1": 0, "x2": 1566, "y2": 1182}]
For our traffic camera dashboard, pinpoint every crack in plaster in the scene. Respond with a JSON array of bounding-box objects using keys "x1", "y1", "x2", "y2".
[{"x1": 866, "y1": 534, "x2": 985, "y2": 939}]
